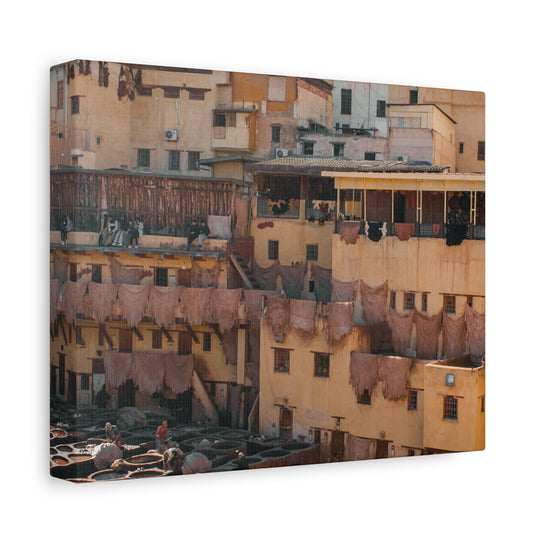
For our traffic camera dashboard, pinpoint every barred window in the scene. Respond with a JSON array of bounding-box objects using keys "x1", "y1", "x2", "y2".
[
  {"x1": 137, "y1": 86, "x2": 152, "y2": 96},
  {"x1": 306, "y1": 244, "x2": 318, "y2": 261},
  {"x1": 443, "y1": 295, "x2": 456, "y2": 315},
  {"x1": 57, "y1": 81, "x2": 64, "y2": 109},
  {"x1": 155, "y1": 267, "x2": 168, "y2": 287},
  {"x1": 333, "y1": 143, "x2": 344, "y2": 157},
  {"x1": 364, "y1": 152, "x2": 376, "y2": 161},
  {"x1": 92, "y1": 265, "x2": 102, "y2": 284},
  {"x1": 376, "y1": 100, "x2": 386, "y2": 118},
  {"x1": 314, "y1": 353, "x2": 330, "y2": 378},
  {"x1": 71, "y1": 95, "x2": 80, "y2": 115},
  {"x1": 80, "y1": 374, "x2": 90, "y2": 391},
  {"x1": 358, "y1": 389, "x2": 371, "y2": 405},
  {"x1": 203, "y1": 332, "x2": 212, "y2": 352},
  {"x1": 390, "y1": 291, "x2": 396, "y2": 310},
  {"x1": 308, "y1": 280, "x2": 315, "y2": 293},
  {"x1": 443, "y1": 395, "x2": 458, "y2": 420},
  {"x1": 459, "y1": 142, "x2": 464, "y2": 154},
  {"x1": 408, "y1": 390, "x2": 418, "y2": 411},
  {"x1": 271, "y1": 125, "x2": 281, "y2": 143},
  {"x1": 189, "y1": 89, "x2": 206, "y2": 100},
  {"x1": 303, "y1": 142, "x2": 314, "y2": 155},
  {"x1": 168, "y1": 150, "x2": 180, "y2": 171},
  {"x1": 478, "y1": 141, "x2": 485, "y2": 161},
  {"x1": 163, "y1": 86, "x2": 180, "y2": 98},
  {"x1": 467, "y1": 296, "x2": 473, "y2": 308},
  {"x1": 137, "y1": 148, "x2": 150, "y2": 168},
  {"x1": 409, "y1": 89, "x2": 418, "y2": 104},
  {"x1": 268, "y1": 240, "x2": 279, "y2": 260},
  {"x1": 422, "y1": 292, "x2": 428, "y2": 312},
  {"x1": 188, "y1": 151, "x2": 200, "y2": 171},
  {"x1": 341, "y1": 88, "x2": 352, "y2": 115},
  {"x1": 404, "y1": 292, "x2": 415, "y2": 311},
  {"x1": 274, "y1": 349, "x2": 290, "y2": 373}
]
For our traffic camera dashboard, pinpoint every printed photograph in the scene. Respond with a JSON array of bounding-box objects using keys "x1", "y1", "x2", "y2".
[{"x1": 49, "y1": 60, "x2": 485, "y2": 482}]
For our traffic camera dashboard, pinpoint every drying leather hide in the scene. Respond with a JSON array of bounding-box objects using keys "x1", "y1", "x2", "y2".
[
  {"x1": 279, "y1": 261, "x2": 307, "y2": 299},
  {"x1": 442, "y1": 312, "x2": 467, "y2": 359},
  {"x1": 326, "y1": 302, "x2": 354, "y2": 342},
  {"x1": 360, "y1": 280, "x2": 388, "y2": 323},
  {"x1": 388, "y1": 309, "x2": 414, "y2": 356},
  {"x1": 339, "y1": 221, "x2": 361, "y2": 244},
  {"x1": 62, "y1": 281, "x2": 88, "y2": 326},
  {"x1": 414, "y1": 310, "x2": 442, "y2": 359},
  {"x1": 377, "y1": 356, "x2": 412, "y2": 401},
  {"x1": 87, "y1": 282, "x2": 119, "y2": 324},
  {"x1": 331, "y1": 277, "x2": 356, "y2": 303},
  {"x1": 289, "y1": 299, "x2": 317, "y2": 335},
  {"x1": 118, "y1": 284, "x2": 149, "y2": 327}
]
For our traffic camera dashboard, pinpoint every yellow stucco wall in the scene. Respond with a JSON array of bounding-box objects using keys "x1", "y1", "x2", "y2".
[{"x1": 423, "y1": 362, "x2": 485, "y2": 451}]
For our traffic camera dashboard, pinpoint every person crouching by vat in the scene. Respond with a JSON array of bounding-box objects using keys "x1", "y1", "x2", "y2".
[
  {"x1": 105, "y1": 422, "x2": 121, "y2": 445},
  {"x1": 163, "y1": 447, "x2": 183, "y2": 474}
]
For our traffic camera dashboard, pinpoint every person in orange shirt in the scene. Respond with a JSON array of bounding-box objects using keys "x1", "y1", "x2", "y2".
[{"x1": 156, "y1": 421, "x2": 168, "y2": 452}]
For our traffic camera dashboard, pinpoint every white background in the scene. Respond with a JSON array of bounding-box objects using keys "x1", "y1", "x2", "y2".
[{"x1": 1, "y1": 1, "x2": 538, "y2": 538}]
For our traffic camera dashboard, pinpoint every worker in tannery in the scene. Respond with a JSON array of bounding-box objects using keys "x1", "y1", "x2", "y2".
[
  {"x1": 105, "y1": 422, "x2": 121, "y2": 445},
  {"x1": 187, "y1": 217, "x2": 199, "y2": 250},
  {"x1": 163, "y1": 447, "x2": 183, "y2": 473},
  {"x1": 156, "y1": 420, "x2": 168, "y2": 452},
  {"x1": 197, "y1": 219, "x2": 210, "y2": 248}
]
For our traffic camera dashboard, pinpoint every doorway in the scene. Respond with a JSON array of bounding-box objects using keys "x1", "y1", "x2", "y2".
[
  {"x1": 117, "y1": 379, "x2": 135, "y2": 408},
  {"x1": 279, "y1": 407, "x2": 293, "y2": 440}
]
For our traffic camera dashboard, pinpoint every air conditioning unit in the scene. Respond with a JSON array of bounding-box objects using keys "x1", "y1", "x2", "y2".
[
  {"x1": 165, "y1": 129, "x2": 178, "y2": 141},
  {"x1": 396, "y1": 154, "x2": 408, "y2": 162},
  {"x1": 275, "y1": 148, "x2": 289, "y2": 158}
]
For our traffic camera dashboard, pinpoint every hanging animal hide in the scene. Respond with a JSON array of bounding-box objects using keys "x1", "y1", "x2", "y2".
[
  {"x1": 394, "y1": 223, "x2": 415, "y2": 241},
  {"x1": 331, "y1": 277, "x2": 357, "y2": 302},
  {"x1": 360, "y1": 280, "x2": 388, "y2": 323},
  {"x1": 349, "y1": 352, "x2": 379, "y2": 398},
  {"x1": 163, "y1": 354, "x2": 194, "y2": 394},
  {"x1": 289, "y1": 299, "x2": 317, "y2": 335},
  {"x1": 103, "y1": 350, "x2": 133, "y2": 389},
  {"x1": 118, "y1": 284, "x2": 150, "y2": 327},
  {"x1": 311, "y1": 264, "x2": 332, "y2": 304},
  {"x1": 148, "y1": 286, "x2": 182, "y2": 329},
  {"x1": 279, "y1": 262, "x2": 306, "y2": 299},
  {"x1": 442, "y1": 312, "x2": 467, "y2": 359},
  {"x1": 388, "y1": 309, "x2": 414, "y2": 355},
  {"x1": 253, "y1": 259, "x2": 280, "y2": 290},
  {"x1": 339, "y1": 221, "x2": 361, "y2": 244},
  {"x1": 377, "y1": 355, "x2": 412, "y2": 401},
  {"x1": 243, "y1": 290, "x2": 280, "y2": 326},
  {"x1": 464, "y1": 303, "x2": 485, "y2": 358},
  {"x1": 265, "y1": 297, "x2": 290, "y2": 333},
  {"x1": 179, "y1": 287, "x2": 211, "y2": 326},
  {"x1": 62, "y1": 281, "x2": 88, "y2": 326},
  {"x1": 50, "y1": 279, "x2": 61, "y2": 322},
  {"x1": 132, "y1": 352, "x2": 165, "y2": 395},
  {"x1": 209, "y1": 288, "x2": 242, "y2": 332},
  {"x1": 191, "y1": 260, "x2": 220, "y2": 288},
  {"x1": 108, "y1": 256, "x2": 144, "y2": 285},
  {"x1": 414, "y1": 310, "x2": 442, "y2": 359},
  {"x1": 326, "y1": 302, "x2": 354, "y2": 343},
  {"x1": 87, "y1": 282, "x2": 118, "y2": 324},
  {"x1": 52, "y1": 253, "x2": 69, "y2": 283}
]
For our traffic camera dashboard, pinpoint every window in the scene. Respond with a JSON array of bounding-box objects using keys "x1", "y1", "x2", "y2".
[
  {"x1": 155, "y1": 267, "x2": 168, "y2": 287},
  {"x1": 397, "y1": 117, "x2": 405, "y2": 128},
  {"x1": 376, "y1": 100, "x2": 386, "y2": 117},
  {"x1": 364, "y1": 152, "x2": 376, "y2": 160},
  {"x1": 341, "y1": 88, "x2": 352, "y2": 115},
  {"x1": 467, "y1": 296, "x2": 473, "y2": 308},
  {"x1": 80, "y1": 374, "x2": 90, "y2": 391},
  {"x1": 306, "y1": 244, "x2": 318, "y2": 261},
  {"x1": 189, "y1": 88, "x2": 206, "y2": 100},
  {"x1": 163, "y1": 86, "x2": 180, "y2": 98},
  {"x1": 314, "y1": 352, "x2": 330, "y2": 378},
  {"x1": 152, "y1": 330, "x2": 162, "y2": 349},
  {"x1": 481, "y1": 396, "x2": 485, "y2": 413},
  {"x1": 137, "y1": 149, "x2": 150, "y2": 168},
  {"x1": 119, "y1": 329, "x2": 132, "y2": 353},
  {"x1": 70, "y1": 96, "x2": 79, "y2": 115},
  {"x1": 358, "y1": 389, "x2": 371, "y2": 405},
  {"x1": 69, "y1": 263, "x2": 77, "y2": 283},
  {"x1": 137, "y1": 86, "x2": 152, "y2": 96},
  {"x1": 478, "y1": 141, "x2": 485, "y2": 161},
  {"x1": 443, "y1": 395, "x2": 458, "y2": 420},
  {"x1": 443, "y1": 295, "x2": 456, "y2": 314},
  {"x1": 333, "y1": 143, "x2": 344, "y2": 157},
  {"x1": 422, "y1": 292, "x2": 428, "y2": 312},
  {"x1": 459, "y1": 142, "x2": 464, "y2": 154},
  {"x1": 268, "y1": 240, "x2": 279, "y2": 260},
  {"x1": 188, "y1": 152, "x2": 200, "y2": 171},
  {"x1": 57, "y1": 81, "x2": 64, "y2": 109},
  {"x1": 308, "y1": 280, "x2": 315, "y2": 293},
  {"x1": 390, "y1": 291, "x2": 396, "y2": 310},
  {"x1": 203, "y1": 332, "x2": 212, "y2": 352},
  {"x1": 168, "y1": 150, "x2": 180, "y2": 171},
  {"x1": 408, "y1": 390, "x2": 418, "y2": 411},
  {"x1": 274, "y1": 348, "x2": 290, "y2": 373},
  {"x1": 214, "y1": 113, "x2": 226, "y2": 127},
  {"x1": 178, "y1": 332, "x2": 192, "y2": 355},
  {"x1": 303, "y1": 142, "x2": 314, "y2": 155},
  {"x1": 409, "y1": 89, "x2": 418, "y2": 104},
  {"x1": 225, "y1": 112, "x2": 236, "y2": 127},
  {"x1": 271, "y1": 125, "x2": 281, "y2": 143},
  {"x1": 91, "y1": 265, "x2": 102, "y2": 283},
  {"x1": 404, "y1": 292, "x2": 415, "y2": 311}
]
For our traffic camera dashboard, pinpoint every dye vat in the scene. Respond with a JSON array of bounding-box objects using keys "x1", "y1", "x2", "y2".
[
  {"x1": 88, "y1": 469, "x2": 126, "y2": 481},
  {"x1": 68, "y1": 453, "x2": 92, "y2": 463},
  {"x1": 126, "y1": 468, "x2": 166, "y2": 480},
  {"x1": 125, "y1": 453, "x2": 163, "y2": 469},
  {"x1": 56, "y1": 444, "x2": 74, "y2": 453},
  {"x1": 51, "y1": 455, "x2": 70, "y2": 465}
]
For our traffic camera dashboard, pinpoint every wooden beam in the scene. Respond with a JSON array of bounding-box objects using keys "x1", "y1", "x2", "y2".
[
  {"x1": 99, "y1": 324, "x2": 114, "y2": 348},
  {"x1": 161, "y1": 327, "x2": 174, "y2": 343},
  {"x1": 184, "y1": 324, "x2": 200, "y2": 344},
  {"x1": 59, "y1": 317, "x2": 68, "y2": 344},
  {"x1": 210, "y1": 323, "x2": 223, "y2": 344},
  {"x1": 132, "y1": 327, "x2": 144, "y2": 341}
]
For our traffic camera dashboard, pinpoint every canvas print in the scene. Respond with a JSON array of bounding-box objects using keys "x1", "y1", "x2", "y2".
[{"x1": 49, "y1": 60, "x2": 485, "y2": 482}]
